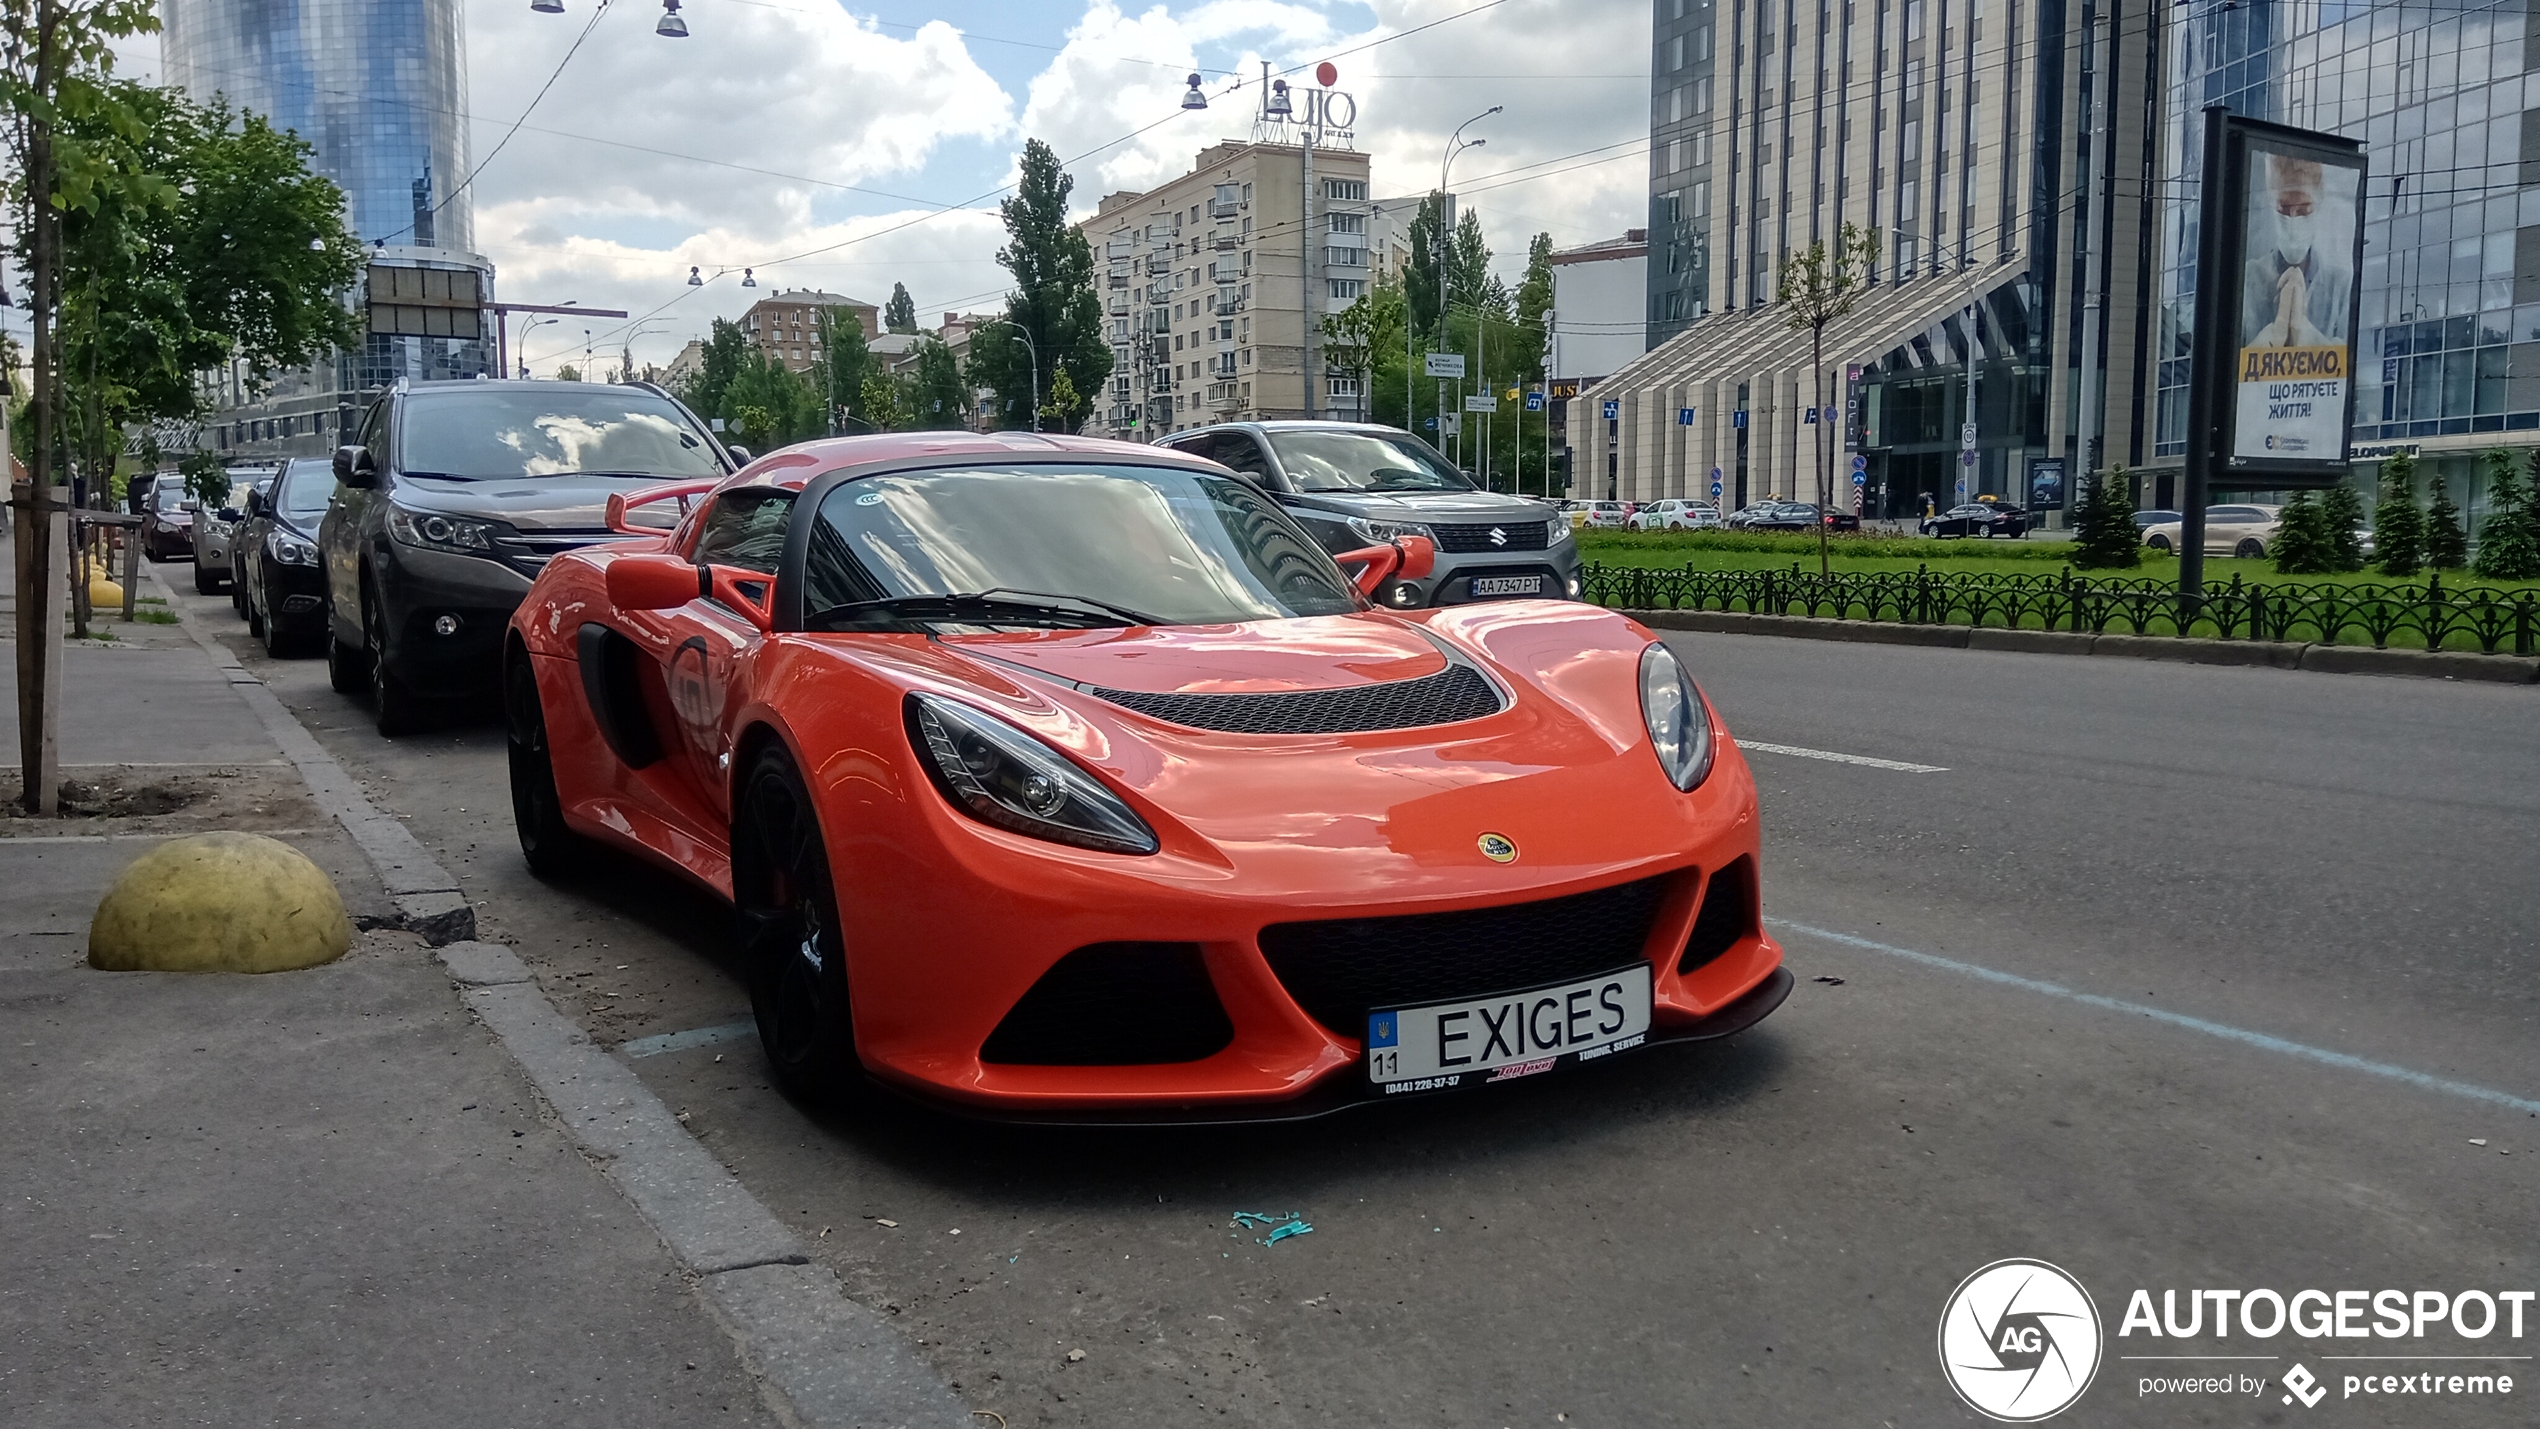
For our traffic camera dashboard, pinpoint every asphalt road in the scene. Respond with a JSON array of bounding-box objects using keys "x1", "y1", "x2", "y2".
[{"x1": 162, "y1": 566, "x2": 2540, "y2": 1427}]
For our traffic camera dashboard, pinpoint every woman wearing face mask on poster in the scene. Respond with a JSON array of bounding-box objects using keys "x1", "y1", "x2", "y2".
[{"x1": 2242, "y1": 151, "x2": 2354, "y2": 351}]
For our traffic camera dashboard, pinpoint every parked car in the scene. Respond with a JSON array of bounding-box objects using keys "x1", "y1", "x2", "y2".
[
  {"x1": 2140, "y1": 504, "x2": 2283, "y2": 558},
  {"x1": 502, "y1": 432, "x2": 1789, "y2": 1114},
  {"x1": 319, "y1": 378, "x2": 739, "y2": 735},
  {"x1": 193, "y1": 464, "x2": 280, "y2": 598},
  {"x1": 238, "y1": 456, "x2": 337, "y2": 656},
  {"x1": 1728, "y1": 500, "x2": 1834, "y2": 532},
  {"x1": 1921, "y1": 502, "x2": 2031, "y2": 538},
  {"x1": 1577, "y1": 500, "x2": 1634, "y2": 529},
  {"x1": 2131, "y1": 509, "x2": 2182, "y2": 530},
  {"x1": 1158, "y1": 421, "x2": 1583, "y2": 608},
  {"x1": 139, "y1": 481, "x2": 196, "y2": 562},
  {"x1": 1633, "y1": 499, "x2": 1723, "y2": 531}
]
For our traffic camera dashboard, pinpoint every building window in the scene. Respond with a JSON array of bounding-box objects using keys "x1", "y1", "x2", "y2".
[
  {"x1": 1329, "y1": 211, "x2": 1365, "y2": 234},
  {"x1": 1328, "y1": 376, "x2": 1361, "y2": 396},
  {"x1": 1694, "y1": 76, "x2": 1713, "y2": 112},
  {"x1": 1694, "y1": 24, "x2": 1713, "y2": 61},
  {"x1": 1693, "y1": 131, "x2": 1710, "y2": 167},
  {"x1": 1322, "y1": 178, "x2": 1367, "y2": 200},
  {"x1": 1329, "y1": 278, "x2": 1366, "y2": 300},
  {"x1": 1669, "y1": 34, "x2": 1685, "y2": 70},
  {"x1": 1691, "y1": 181, "x2": 1710, "y2": 218}
]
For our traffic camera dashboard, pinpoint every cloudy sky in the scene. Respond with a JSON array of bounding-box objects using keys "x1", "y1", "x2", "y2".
[{"x1": 124, "y1": 0, "x2": 1652, "y2": 376}]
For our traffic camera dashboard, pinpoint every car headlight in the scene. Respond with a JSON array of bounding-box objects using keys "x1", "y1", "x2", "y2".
[
  {"x1": 266, "y1": 532, "x2": 318, "y2": 567},
  {"x1": 1638, "y1": 642, "x2": 1716, "y2": 792},
  {"x1": 907, "y1": 695, "x2": 1159, "y2": 855},
  {"x1": 1344, "y1": 517, "x2": 1434, "y2": 545},
  {"x1": 1548, "y1": 518, "x2": 1572, "y2": 544},
  {"x1": 387, "y1": 505, "x2": 499, "y2": 554}
]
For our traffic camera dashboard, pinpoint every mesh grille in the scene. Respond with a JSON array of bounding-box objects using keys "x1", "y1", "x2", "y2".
[
  {"x1": 980, "y1": 942, "x2": 1234, "y2": 1065},
  {"x1": 1677, "y1": 856, "x2": 1757, "y2": 976},
  {"x1": 1089, "y1": 661, "x2": 1502, "y2": 734},
  {"x1": 1430, "y1": 520, "x2": 1551, "y2": 553},
  {"x1": 1258, "y1": 876, "x2": 1670, "y2": 1037}
]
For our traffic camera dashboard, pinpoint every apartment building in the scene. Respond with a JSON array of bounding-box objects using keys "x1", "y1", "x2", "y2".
[
  {"x1": 1077, "y1": 139, "x2": 1377, "y2": 439},
  {"x1": 1591, "y1": 0, "x2": 2160, "y2": 519},
  {"x1": 739, "y1": 290, "x2": 879, "y2": 373}
]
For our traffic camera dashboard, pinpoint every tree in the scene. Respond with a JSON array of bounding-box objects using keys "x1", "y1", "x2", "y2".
[
  {"x1": 1321, "y1": 285, "x2": 1405, "y2": 430},
  {"x1": 907, "y1": 338, "x2": 966, "y2": 429},
  {"x1": 1776, "y1": 223, "x2": 1881, "y2": 576},
  {"x1": 554, "y1": 363, "x2": 582, "y2": 383},
  {"x1": 2072, "y1": 464, "x2": 2141, "y2": 569},
  {"x1": 2372, "y1": 451, "x2": 2424, "y2": 577},
  {"x1": 969, "y1": 139, "x2": 1110, "y2": 432},
  {"x1": 858, "y1": 369, "x2": 907, "y2": 433},
  {"x1": 809, "y1": 306, "x2": 870, "y2": 433},
  {"x1": 721, "y1": 350, "x2": 820, "y2": 447},
  {"x1": 2472, "y1": 446, "x2": 2540, "y2": 579},
  {"x1": 2270, "y1": 490, "x2": 2337, "y2": 574},
  {"x1": 674, "y1": 318, "x2": 750, "y2": 420},
  {"x1": 2425, "y1": 471, "x2": 2469, "y2": 568},
  {"x1": 1403, "y1": 193, "x2": 1448, "y2": 339},
  {"x1": 2319, "y1": 480, "x2": 2368, "y2": 573},
  {"x1": 1039, "y1": 367, "x2": 1080, "y2": 432},
  {"x1": 884, "y1": 282, "x2": 918, "y2": 335}
]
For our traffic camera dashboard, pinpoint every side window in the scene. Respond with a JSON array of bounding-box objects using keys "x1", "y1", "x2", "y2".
[
  {"x1": 358, "y1": 399, "x2": 389, "y2": 461},
  {"x1": 1167, "y1": 434, "x2": 1220, "y2": 465},
  {"x1": 691, "y1": 489, "x2": 796, "y2": 574},
  {"x1": 1213, "y1": 434, "x2": 1273, "y2": 482}
]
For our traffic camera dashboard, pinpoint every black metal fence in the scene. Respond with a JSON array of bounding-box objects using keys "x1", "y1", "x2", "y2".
[{"x1": 1582, "y1": 564, "x2": 2540, "y2": 657}]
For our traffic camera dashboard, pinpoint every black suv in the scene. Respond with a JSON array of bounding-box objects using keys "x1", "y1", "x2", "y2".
[{"x1": 319, "y1": 379, "x2": 738, "y2": 734}]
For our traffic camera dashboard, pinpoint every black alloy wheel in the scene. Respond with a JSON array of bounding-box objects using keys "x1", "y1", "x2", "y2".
[
  {"x1": 365, "y1": 581, "x2": 429, "y2": 736},
  {"x1": 734, "y1": 745, "x2": 860, "y2": 1108},
  {"x1": 2236, "y1": 539, "x2": 2266, "y2": 560},
  {"x1": 504, "y1": 651, "x2": 588, "y2": 877}
]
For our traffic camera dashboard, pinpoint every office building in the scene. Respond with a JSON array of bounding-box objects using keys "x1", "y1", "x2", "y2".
[
  {"x1": 2147, "y1": 2, "x2": 2538, "y2": 521},
  {"x1": 1077, "y1": 136, "x2": 1375, "y2": 439},
  {"x1": 739, "y1": 290, "x2": 880, "y2": 374},
  {"x1": 160, "y1": 0, "x2": 495, "y2": 459},
  {"x1": 1591, "y1": 0, "x2": 2160, "y2": 518}
]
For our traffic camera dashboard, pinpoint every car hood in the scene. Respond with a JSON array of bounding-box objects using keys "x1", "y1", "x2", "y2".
[
  {"x1": 805, "y1": 602, "x2": 1731, "y2": 894},
  {"x1": 395, "y1": 473, "x2": 709, "y2": 532},
  {"x1": 1283, "y1": 489, "x2": 1556, "y2": 525}
]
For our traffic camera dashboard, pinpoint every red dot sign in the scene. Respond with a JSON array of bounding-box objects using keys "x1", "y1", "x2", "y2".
[{"x1": 1316, "y1": 62, "x2": 1338, "y2": 87}]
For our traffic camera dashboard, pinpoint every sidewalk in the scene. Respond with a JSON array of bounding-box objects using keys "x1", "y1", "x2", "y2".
[{"x1": 0, "y1": 528, "x2": 785, "y2": 1425}]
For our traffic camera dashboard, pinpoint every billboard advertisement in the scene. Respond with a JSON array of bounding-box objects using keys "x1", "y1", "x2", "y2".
[{"x1": 2187, "y1": 113, "x2": 2368, "y2": 489}]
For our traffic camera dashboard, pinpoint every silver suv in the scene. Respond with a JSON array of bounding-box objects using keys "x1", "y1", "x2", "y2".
[{"x1": 1160, "y1": 422, "x2": 1582, "y2": 607}]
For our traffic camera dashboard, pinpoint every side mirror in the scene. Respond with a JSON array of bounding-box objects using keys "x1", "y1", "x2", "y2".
[
  {"x1": 723, "y1": 444, "x2": 753, "y2": 465},
  {"x1": 242, "y1": 491, "x2": 263, "y2": 517},
  {"x1": 606, "y1": 553, "x2": 706, "y2": 612},
  {"x1": 333, "y1": 444, "x2": 379, "y2": 488},
  {"x1": 1392, "y1": 534, "x2": 1437, "y2": 581}
]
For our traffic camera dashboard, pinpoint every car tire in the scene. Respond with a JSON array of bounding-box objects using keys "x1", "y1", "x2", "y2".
[
  {"x1": 2146, "y1": 534, "x2": 2171, "y2": 553},
  {"x1": 365, "y1": 582, "x2": 431, "y2": 737},
  {"x1": 2236, "y1": 539, "x2": 2265, "y2": 559},
  {"x1": 734, "y1": 743, "x2": 862, "y2": 1108},
  {"x1": 325, "y1": 609, "x2": 367, "y2": 694},
  {"x1": 247, "y1": 586, "x2": 266, "y2": 641},
  {"x1": 505, "y1": 650, "x2": 590, "y2": 878},
  {"x1": 193, "y1": 560, "x2": 221, "y2": 595}
]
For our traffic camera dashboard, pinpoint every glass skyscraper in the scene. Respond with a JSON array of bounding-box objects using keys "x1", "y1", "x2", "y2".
[{"x1": 2153, "y1": 0, "x2": 2535, "y2": 517}]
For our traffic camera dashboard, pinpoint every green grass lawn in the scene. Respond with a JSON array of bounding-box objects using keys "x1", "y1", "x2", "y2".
[{"x1": 1577, "y1": 529, "x2": 2540, "y2": 592}]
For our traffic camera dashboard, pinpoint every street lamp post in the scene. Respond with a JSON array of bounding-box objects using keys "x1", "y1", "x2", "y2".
[
  {"x1": 1431, "y1": 107, "x2": 1498, "y2": 455},
  {"x1": 518, "y1": 316, "x2": 560, "y2": 377},
  {"x1": 979, "y1": 318, "x2": 1041, "y2": 433}
]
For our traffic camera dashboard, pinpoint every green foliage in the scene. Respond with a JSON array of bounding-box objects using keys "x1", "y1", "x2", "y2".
[
  {"x1": 1579, "y1": 528, "x2": 2084, "y2": 561},
  {"x1": 1775, "y1": 223, "x2": 1882, "y2": 335},
  {"x1": 2318, "y1": 480, "x2": 2368, "y2": 572},
  {"x1": 1514, "y1": 233, "x2": 1554, "y2": 348},
  {"x1": 907, "y1": 338, "x2": 968, "y2": 429},
  {"x1": 1403, "y1": 194, "x2": 1446, "y2": 338},
  {"x1": 2424, "y1": 470, "x2": 2470, "y2": 568},
  {"x1": 807, "y1": 307, "x2": 869, "y2": 432},
  {"x1": 2269, "y1": 489, "x2": 2338, "y2": 574},
  {"x1": 971, "y1": 139, "x2": 1111, "y2": 431},
  {"x1": 2472, "y1": 447, "x2": 2540, "y2": 579},
  {"x1": 722, "y1": 350, "x2": 822, "y2": 447},
  {"x1": 858, "y1": 370, "x2": 907, "y2": 433},
  {"x1": 177, "y1": 447, "x2": 226, "y2": 506},
  {"x1": 2372, "y1": 451, "x2": 2424, "y2": 577},
  {"x1": 553, "y1": 363, "x2": 582, "y2": 383},
  {"x1": 884, "y1": 282, "x2": 918, "y2": 335},
  {"x1": 674, "y1": 319, "x2": 751, "y2": 419},
  {"x1": 2071, "y1": 464, "x2": 2141, "y2": 569}
]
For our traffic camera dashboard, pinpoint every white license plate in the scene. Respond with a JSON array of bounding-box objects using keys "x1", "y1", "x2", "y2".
[
  {"x1": 1364, "y1": 963, "x2": 1652, "y2": 1093},
  {"x1": 1470, "y1": 575, "x2": 1543, "y2": 596}
]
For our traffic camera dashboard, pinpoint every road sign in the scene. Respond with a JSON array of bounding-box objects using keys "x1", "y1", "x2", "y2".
[
  {"x1": 1732, "y1": 410, "x2": 1748, "y2": 429},
  {"x1": 1710, "y1": 466, "x2": 1722, "y2": 483},
  {"x1": 1851, "y1": 454, "x2": 1869, "y2": 471},
  {"x1": 1601, "y1": 399, "x2": 1620, "y2": 421},
  {"x1": 1852, "y1": 472, "x2": 1867, "y2": 486},
  {"x1": 1441, "y1": 414, "x2": 1462, "y2": 436},
  {"x1": 1803, "y1": 407, "x2": 1818, "y2": 424},
  {"x1": 1525, "y1": 391, "x2": 1545, "y2": 412},
  {"x1": 1465, "y1": 395, "x2": 1498, "y2": 413},
  {"x1": 1961, "y1": 450, "x2": 1977, "y2": 467},
  {"x1": 1710, "y1": 478, "x2": 1724, "y2": 497},
  {"x1": 1677, "y1": 407, "x2": 1696, "y2": 426},
  {"x1": 1424, "y1": 352, "x2": 1467, "y2": 378},
  {"x1": 1423, "y1": 417, "x2": 1437, "y2": 430},
  {"x1": 1960, "y1": 422, "x2": 1978, "y2": 449}
]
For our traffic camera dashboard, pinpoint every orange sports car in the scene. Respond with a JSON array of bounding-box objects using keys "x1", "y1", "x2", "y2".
[{"x1": 503, "y1": 432, "x2": 1787, "y2": 1121}]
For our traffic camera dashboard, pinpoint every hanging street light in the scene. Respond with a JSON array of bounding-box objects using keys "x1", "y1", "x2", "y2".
[
  {"x1": 1182, "y1": 74, "x2": 1208, "y2": 110},
  {"x1": 656, "y1": 1, "x2": 688, "y2": 38}
]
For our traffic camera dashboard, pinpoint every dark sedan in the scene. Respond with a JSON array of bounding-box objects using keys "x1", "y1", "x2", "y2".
[
  {"x1": 139, "y1": 481, "x2": 195, "y2": 562},
  {"x1": 239, "y1": 456, "x2": 337, "y2": 656},
  {"x1": 1731, "y1": 500, "x2": 1856, "y2": 533},
  {"x1": 1921, "y1": 502, "x2": 2031, "y2": 538}
]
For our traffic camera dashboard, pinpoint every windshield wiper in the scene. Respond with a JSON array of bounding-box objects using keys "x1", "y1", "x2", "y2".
[{"x1": 808, "y1": 589, "x2": 1161, "y2": 632}]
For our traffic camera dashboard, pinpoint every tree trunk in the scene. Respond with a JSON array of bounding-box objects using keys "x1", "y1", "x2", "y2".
[{"x1": 18, "y1": 27, "x2": 60, "y2": 813}]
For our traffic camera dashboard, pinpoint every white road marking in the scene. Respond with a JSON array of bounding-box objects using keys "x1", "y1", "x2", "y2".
[
  {"x1": 1737, "y1": 741, "x2": 1948, "y2": 773},
  {"x1": 1771, "y1": 919, "x2": 2540, "y2": 1116}
]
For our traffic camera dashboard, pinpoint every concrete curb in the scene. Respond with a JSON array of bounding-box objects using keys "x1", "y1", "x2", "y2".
[
  {"x1": 1624, "y1": 608, "x2": 2540, "y2": 684},
  {"x1": 150, "y1": 565, "x2": 972, "y2": 1428}
]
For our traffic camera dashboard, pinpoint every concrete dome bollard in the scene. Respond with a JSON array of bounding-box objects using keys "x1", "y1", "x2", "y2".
[{"x1": 88, "y1": 832, "x2": 353, "y2": 973}]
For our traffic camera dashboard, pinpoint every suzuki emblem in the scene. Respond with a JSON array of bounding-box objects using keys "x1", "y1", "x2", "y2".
[{"x1": 1488, "y1": 526, "x2": 1508, "y2": 547}]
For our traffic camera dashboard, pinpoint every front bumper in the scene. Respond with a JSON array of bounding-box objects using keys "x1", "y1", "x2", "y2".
[
  {"x1": 1412, "y1": 540, "x2": 1587, "y2": 606},
  {"x1": 374, "y1": 545, "x2": 535, "y2": 691}
]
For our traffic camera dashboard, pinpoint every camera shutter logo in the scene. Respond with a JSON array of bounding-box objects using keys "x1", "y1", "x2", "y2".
[{"x1": 1937, "y1": 1259, "x2": 2103, "y2": 1421}]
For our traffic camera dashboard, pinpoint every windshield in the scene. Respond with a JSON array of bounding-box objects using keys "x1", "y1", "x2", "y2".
[
  {"x1": 803, "y1": 464, "x2": 1361, "y2": 628},
  {"x1": 153, "y1": 483, "x2": 189, "y2": 511},
  {"x1": 277, "y1": 459, "x2": 336, "y2": 518},
  {"x1": 1264, "y1": 429, "x2": 1473, "y2": 493},
  {"x1": 397, "y1": 389, "x2": 723, "y2": 481}
]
